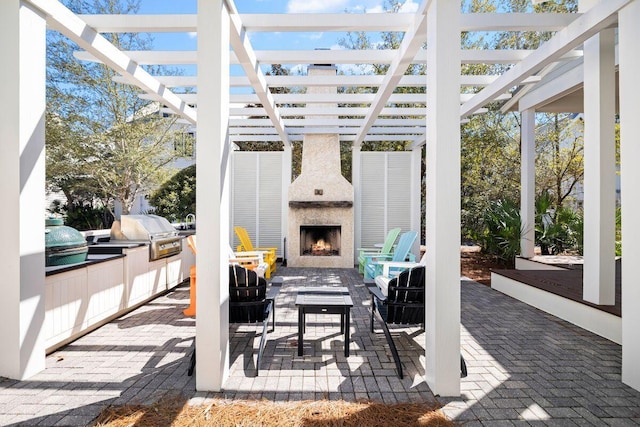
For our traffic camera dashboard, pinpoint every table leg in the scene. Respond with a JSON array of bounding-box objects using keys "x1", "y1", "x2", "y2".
[
  {"x1": 344, "y1": 308, "x2": 350, "y2": 357},
  {"x1": 340, "y1": 311, "x2": 344, "y2": 333},
  {"x1": 298, "y1": 307, "x2": 304, "y2": 356}
]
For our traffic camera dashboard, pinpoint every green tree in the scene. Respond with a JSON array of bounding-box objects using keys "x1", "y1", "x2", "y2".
[
  {"x1": 46, "y1": 0, "x2": 185, "y2": 223},
  {"x1": 149, "y1": 165, "x2": 196, "y2": 222},
  {"x1": 535, "y1": 114, "x2": 584, "y2": 208},
  {"x1": 461, "y1": 0, "x2": 582, "y2": 243}
]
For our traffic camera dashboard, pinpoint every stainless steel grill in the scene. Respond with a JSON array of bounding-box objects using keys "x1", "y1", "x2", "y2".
[{"x1": 119, "y1": 214, "x2": 183, "y2": 261}]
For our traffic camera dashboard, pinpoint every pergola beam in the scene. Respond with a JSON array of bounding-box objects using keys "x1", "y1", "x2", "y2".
[
  {"x1": 29, "y1": 0, "x2": 196, "y2": 125},
  {"x1": 142, "y1": 92, "x2": 510, "y2": 104},
  {"x1": 353, "y1": 0, "x2": 430, "y2": 148},
  {"x1": 229, "y1": 134, "x2": 418, "y2": 143},
  {"x1": 229, "y1": 107, "x2": 430, "y2": 117},
  {"x1": 79, "y1": 12, "x2": 579, "y2": 33},
  {"x1": 460, "y1": 0, "x2": 631, "y2": 117},
  {"x1": 228, "y1": 118, "x2": 427, "y2": 127},
  {"x1": 115, "y1": 74, "x2": 541, "y2": 88},
  {"x1": 75, "y1": 48, "x2": 583, "y2": 66},
  {"x1": 227, "y1": 10, "x2": 291, "y2": 147},
  {"x1": 230, "y1": 126, "x2": 424, "y2": 135}
]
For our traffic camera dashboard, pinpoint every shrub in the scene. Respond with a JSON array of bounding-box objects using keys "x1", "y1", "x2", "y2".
[
  {"x1": 149, "y1": 165, "x2": 196, "y2": 222},
  {"x1": 535, "y1": 192, "x2": 583, "y2": 255},
  {"x1": 476, "y1": 198, "x2": 522, "y2": 266}
]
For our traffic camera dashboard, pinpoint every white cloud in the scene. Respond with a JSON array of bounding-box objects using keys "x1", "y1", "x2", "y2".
[
  {"x1": 188, "y1": 32, "x2": 197, "y2": 39},
  {"x1": 287, "y1": 0, "x2": 349, "y2": 13},
  {"x1": 399, "y1": 0, "x2": 419, "y2": 13},
  {"x1": 365, "y1": 5, "x2": 385, "y2": 13},
  {"x1": 286, "y1": 0, "x2": 416, "y2": 14}
]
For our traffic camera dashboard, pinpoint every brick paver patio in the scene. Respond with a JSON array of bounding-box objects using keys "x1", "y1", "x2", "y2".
[{"x1": 0, "y1": 267, "x2": 639, "y2": 425}]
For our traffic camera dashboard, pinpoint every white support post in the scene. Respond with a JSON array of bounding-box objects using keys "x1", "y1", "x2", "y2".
[
  {"x1": 582, "y1": 1, "x2": 616, "y2": 305},
  {"x1": 352, "y1": 146, "x2": 362, "y2": 263},
  {"x1": 425, "y1": 0, "x2": 461, "y2": 396},
  {"x1": 196, "y1": 0, "x2": 230, "y2": 391},
  {"x1": 411, "y1": 147, "x2": 422, "y2": 258},
  {"x1": 282, "y1": 145, "x2": 292, "y2": 261},
  {"x1": 520, "y1": 109, "x2": 536, "y2": 259},
  {"x1": 619, "y1": 0, "x2": 640, "y2": 392},
  {"x1": 0, "y1": 1, "x2": 46, "y2": 380}
]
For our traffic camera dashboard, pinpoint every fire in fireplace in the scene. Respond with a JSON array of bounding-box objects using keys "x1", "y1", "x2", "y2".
[{"x1": 300, "y1": 225, "x2": 341, "y2": 256}]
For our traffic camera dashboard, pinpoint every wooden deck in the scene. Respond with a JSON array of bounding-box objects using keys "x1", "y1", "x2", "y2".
[{"x1": 493, "y1": 259, "x2": 621, "y2": 317}]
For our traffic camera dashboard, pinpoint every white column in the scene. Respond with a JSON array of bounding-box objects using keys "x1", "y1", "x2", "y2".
[
  {"x1": 196, "y1": 0, "x2": 230, "y2": 391},
  {"x1": 352, "y1": 146, "x2": 362, "y2": 262},
  {"x1": 520, "y1": 109, "x2": 536, "y2": 259},
  {"x1": 619, "y1": 0, "x2": 640, "y2": 392},
  {"x1": 0, "y1": 1, "x2": 46, "y2": 379},
  {"x1": 425, "y1": 0, "x2": 461, "y2": 396},
  {"x1": 582, "y1": 4, "x2": 616, "y2": 305},
  {"x1": 282, "y1": 145, "x2": 292, "y2": 262},
  {"x1": 410, "y1": 147, "x2": 422, "y2": 258}
]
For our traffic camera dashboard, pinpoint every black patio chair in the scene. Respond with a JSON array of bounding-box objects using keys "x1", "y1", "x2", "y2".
[
  {"x1": 187, "y1": 264, "x2": 281, "y2": 376},
  {"x1": 367, "y1": 265, "x2": 468, "y2": 379}
]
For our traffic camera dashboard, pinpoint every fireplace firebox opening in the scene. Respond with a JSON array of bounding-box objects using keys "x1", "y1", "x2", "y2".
[{"x1": 300, "y1": 225, "x2": 341, "y2": 256}]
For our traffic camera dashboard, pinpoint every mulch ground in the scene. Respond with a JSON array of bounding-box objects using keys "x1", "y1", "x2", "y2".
[
  {"x1": 460, "y1": 249, "x2": 510, "y2": 286},
  {"x1": 93, "y1": 395, "x2": 454, "y2": 427}
]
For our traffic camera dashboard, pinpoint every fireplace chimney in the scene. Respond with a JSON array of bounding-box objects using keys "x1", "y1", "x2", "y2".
[{"x1": 286, "y1": 60, "x2": 354, "y2": 268}]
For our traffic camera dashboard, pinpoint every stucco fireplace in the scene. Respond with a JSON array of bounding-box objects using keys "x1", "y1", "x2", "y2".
[{"x1": 287, "y1": 64, "x2": 354, "y2": 268}]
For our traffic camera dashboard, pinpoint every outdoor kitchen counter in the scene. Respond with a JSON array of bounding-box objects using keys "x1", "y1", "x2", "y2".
[
  {"x1": 86, "y1": 241, "x2": 148, "y2": 255},
  {"x1": 45, "y1": 253, "x2": 126, "y2": 276},
  {"x1": 43, "y1": 240, "x2": 193, "y2": 353}
]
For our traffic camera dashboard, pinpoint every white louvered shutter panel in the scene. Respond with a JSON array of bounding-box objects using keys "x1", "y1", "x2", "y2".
[
  {"x1": 232, "y1": 152, "x2": 258, "y2": 249},
  {"x1": 387, "y1": 152, "x2": 412, "y2": 232},
  {"x1": 258, "y1": 152, "x2": 282, "y2": 257},
  {"x1": 360, "y1": 153, "x2": 386, "y2": 248}
]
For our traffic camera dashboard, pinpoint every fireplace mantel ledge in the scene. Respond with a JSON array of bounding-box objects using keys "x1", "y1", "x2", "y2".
[{"x1": 289, "y1": 201, "x2": 353, "y2": 208}]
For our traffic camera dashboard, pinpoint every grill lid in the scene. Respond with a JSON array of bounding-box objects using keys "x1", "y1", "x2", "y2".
[{"x1": 120, "y1": 214, "x2": 178, "y2": 240}]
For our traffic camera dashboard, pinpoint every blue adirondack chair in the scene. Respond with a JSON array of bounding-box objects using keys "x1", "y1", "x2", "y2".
[
  {"x1": 357, "y1": 227, "x2": 401, "y2": 274},
  {"x1": 362, "y1": 231, "x2": 418, "y2": 280}
]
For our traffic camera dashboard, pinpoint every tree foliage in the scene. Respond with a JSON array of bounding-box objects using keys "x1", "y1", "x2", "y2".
[
  {"x1": 149, "y1": 165, "x2": 196, "y2": 222},
  {"x1": 477, "y1": 198, "x2": 522, "y2": 265},
  {"x1": 535, "y1": 114, "x2": 584, "y2": 208},
  {"x1": 460, "y1": 0, "x2": 583, "y2": 248},
  {"x1": 46, "y1": 0, "x2": 186, "y2": 226}
]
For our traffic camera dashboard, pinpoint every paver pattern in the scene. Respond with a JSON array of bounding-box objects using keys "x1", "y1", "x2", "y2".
[{"x1": 0, "y1": 267, "x2": 638, "y2": 426}]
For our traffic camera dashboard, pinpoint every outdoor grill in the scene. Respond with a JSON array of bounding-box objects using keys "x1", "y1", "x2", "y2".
[{"x1": 118, "y1": 214, "x2": 182, "y2": 261}]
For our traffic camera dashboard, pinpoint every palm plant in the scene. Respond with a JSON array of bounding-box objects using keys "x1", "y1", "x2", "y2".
[
  {"x1": 477, "y1": 198, "x2": 523, "y2": 265},
  {"x1": 535, "y1": 192, "x2": 583, "y2": 255}
]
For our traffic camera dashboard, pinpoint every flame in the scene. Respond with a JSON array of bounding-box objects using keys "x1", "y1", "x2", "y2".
[{"x1": 312, "y1": 239, "x2": 331, "y2": 251}]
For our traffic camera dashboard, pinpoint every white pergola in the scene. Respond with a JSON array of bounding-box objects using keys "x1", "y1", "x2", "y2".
[{"x1": 1, "y1": 0, "x2": 638, "y2": 397}]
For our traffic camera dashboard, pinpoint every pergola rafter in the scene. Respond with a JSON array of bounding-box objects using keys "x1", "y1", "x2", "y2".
[
  {"x1": 63, "y1": 3, "x2": 595, "y2": 151},
  {"x1": 460, "y1": 0, "x2": 632, "y2": 117},
  {"x1": 78, "y1": 12, "x2": 580, "y2": 33},
  {"x1": 352, "y1": 1, "x2": 430, "y2": 148},
  {"x1": 75, "y1": 48, "x2": 583, "y2": 66},
  {"x1": 29, "y1": 0, "x2": 196, "y2": 124},
  {"x1": 226, "y1": 8, "x2": 291, "y2": 147},
  {"x1": 114, "y1": 74, "x2": 541, "y2": 88}
]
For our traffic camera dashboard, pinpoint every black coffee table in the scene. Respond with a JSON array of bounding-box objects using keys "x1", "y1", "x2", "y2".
[{"x1": 295, "y1": 286, "x2": 354, "y2": 357}]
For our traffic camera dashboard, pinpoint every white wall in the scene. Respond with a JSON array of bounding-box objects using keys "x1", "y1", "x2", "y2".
[
  {"x1": 231, "y1": 152, "x2": 284, "y2": 257},
  {"x1": 358, "y1": 152, "x2": 416, "y2": 254}
]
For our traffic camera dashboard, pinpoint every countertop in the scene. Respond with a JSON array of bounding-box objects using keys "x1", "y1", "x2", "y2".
[{"x1": 45, "y1": 253, "x2": 126, "y2": 276}]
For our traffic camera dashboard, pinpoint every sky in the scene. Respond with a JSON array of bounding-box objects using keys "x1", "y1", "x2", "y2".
[
  {"x1": 128, "y1": 0, "x2": 421, "y2": 93},
  {"x1": 135, "y1": 0, "x2": 419, "y2": 75}
]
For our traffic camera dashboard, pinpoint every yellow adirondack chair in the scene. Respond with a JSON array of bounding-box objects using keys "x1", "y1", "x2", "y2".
[{"x1": 234, "y1": 226, "x2": 277, "y2": 278}]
